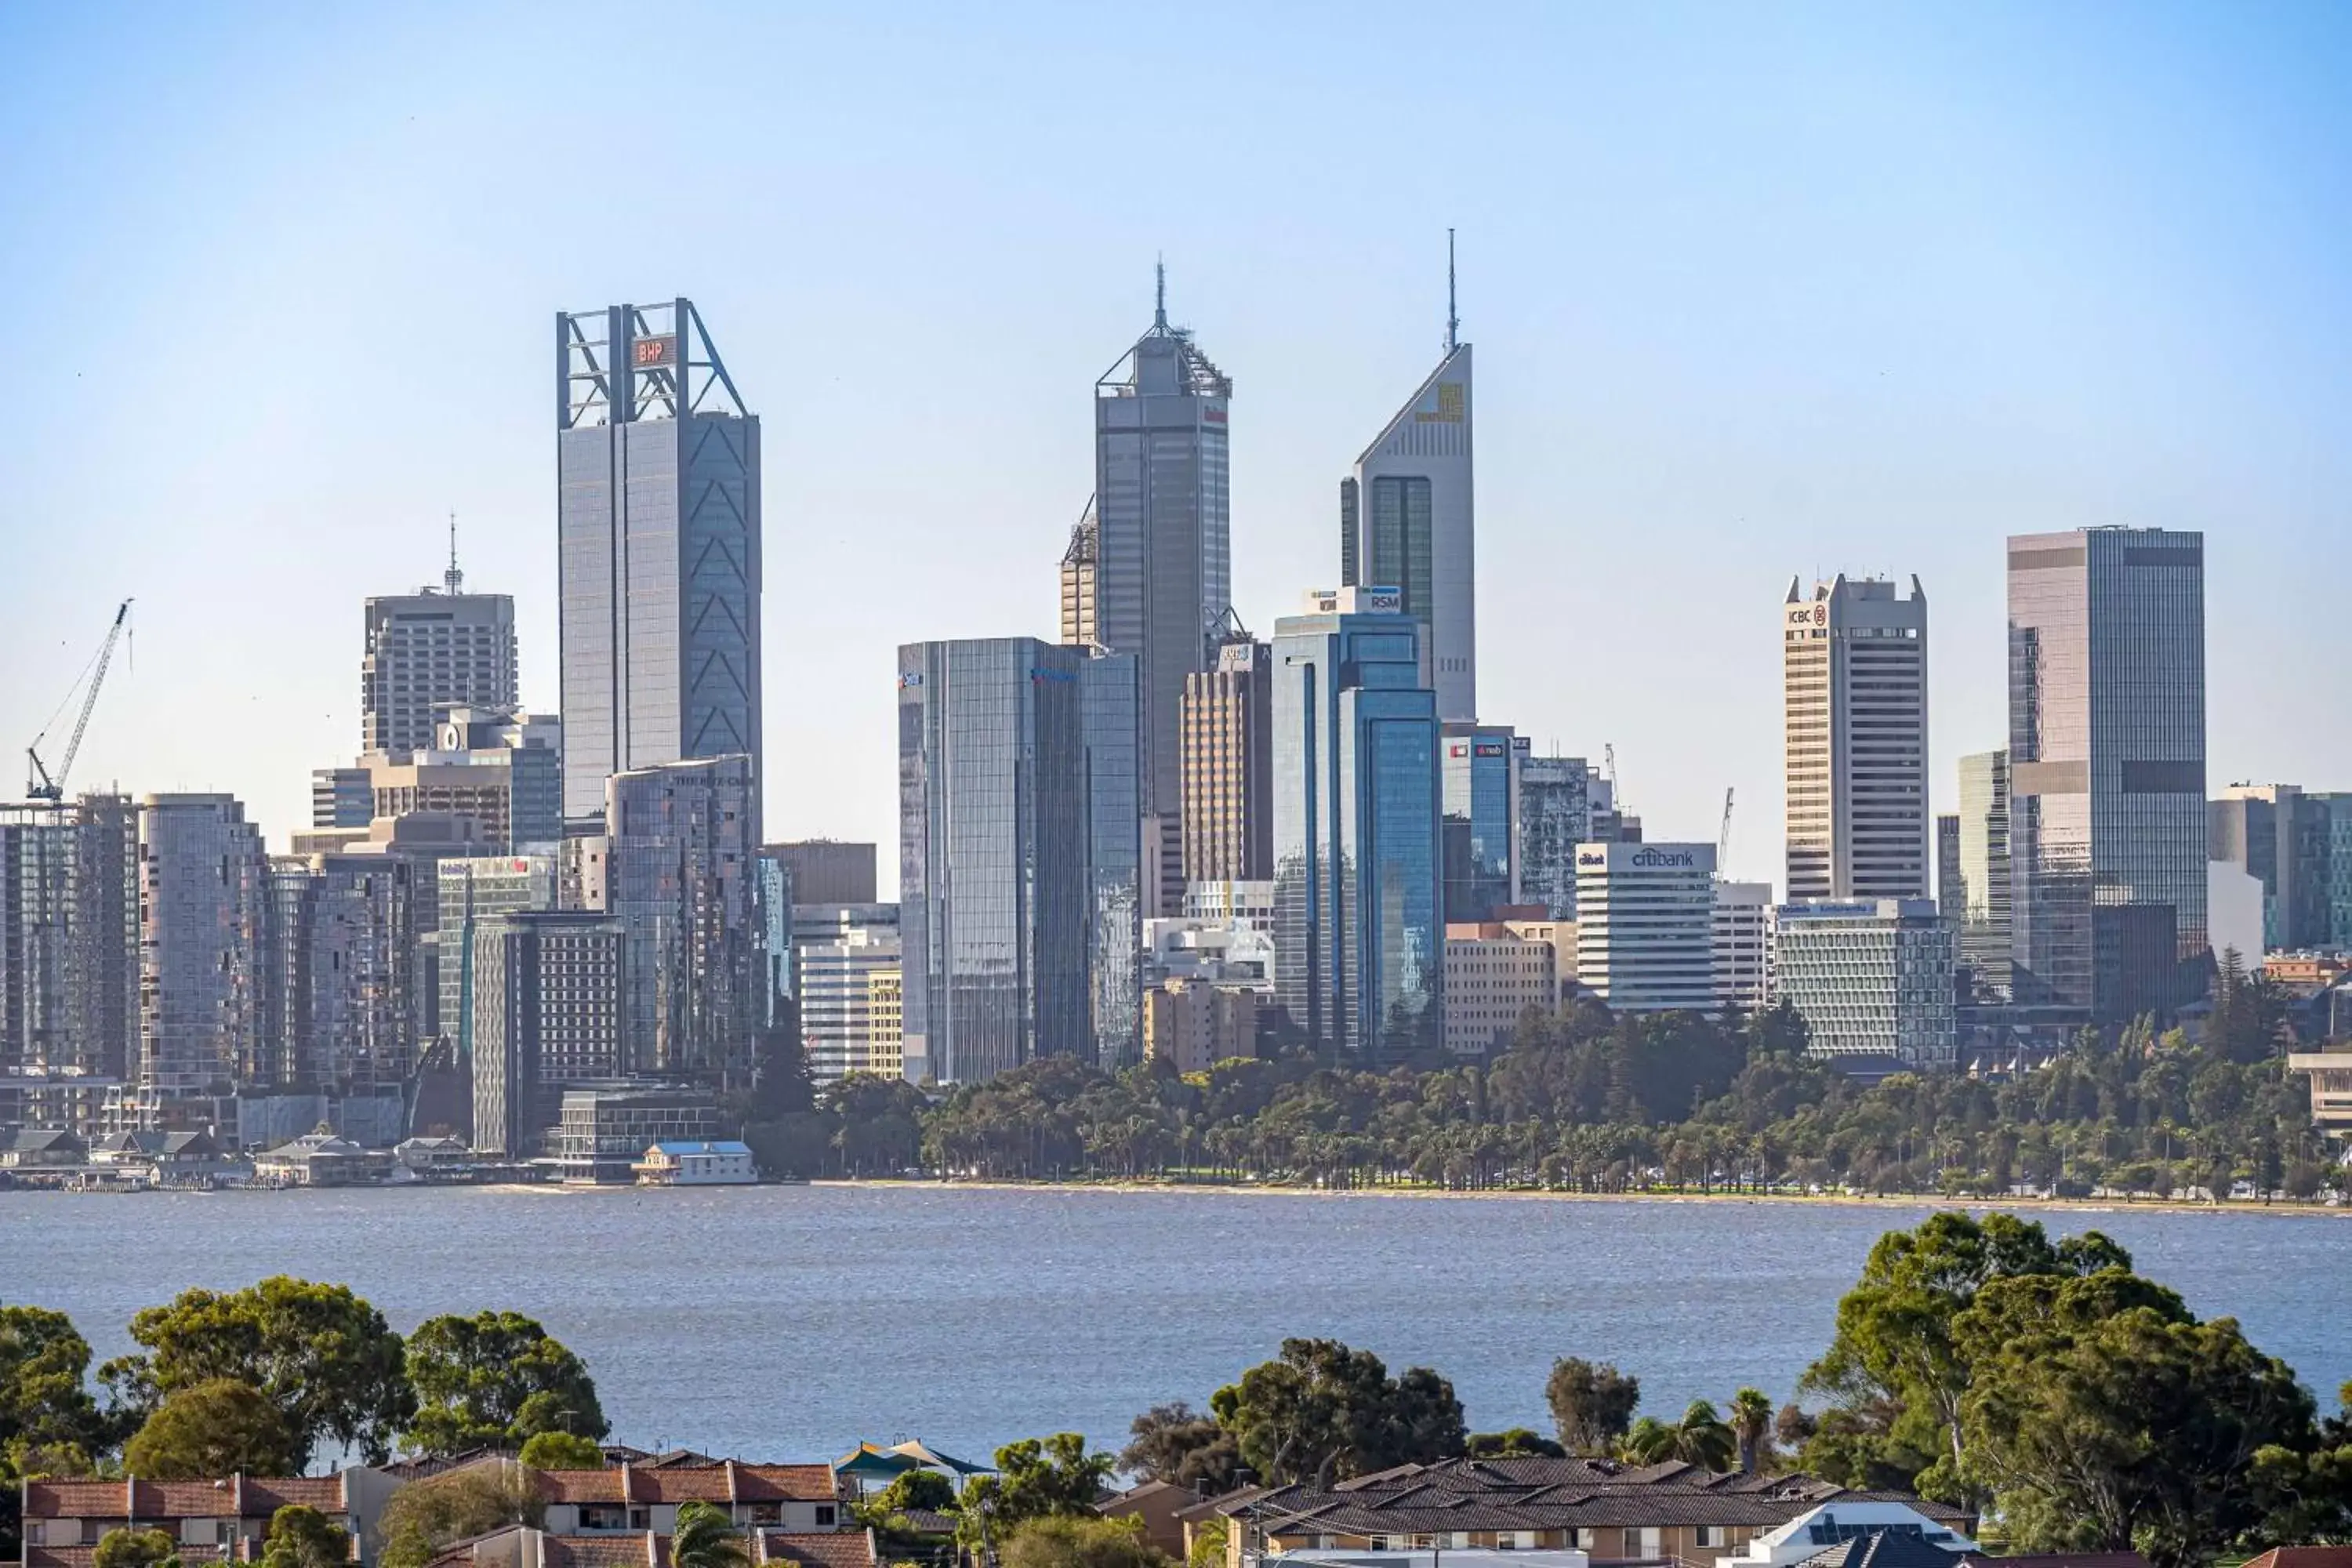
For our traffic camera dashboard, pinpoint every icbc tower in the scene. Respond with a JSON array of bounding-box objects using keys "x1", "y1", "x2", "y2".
[{"x1": 556, "y1": 300, "x2": 764, "y2": 834}]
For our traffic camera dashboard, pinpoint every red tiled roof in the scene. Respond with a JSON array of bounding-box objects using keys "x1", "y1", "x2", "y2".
[
  {"x1": 2241, "y1": 1552, "x2": 2352, "y2": 1568},
  {"x1": 535, "y1": 1463, "x2": 842, "y2": 1506},
  {"x1": 542, "y1": 1538, "x2": 663, "y2": 1568},
  {"x1": 24, "y1": 1476, "x2": 347, "y2": 1521},
  {"x1": 758, "y1": 1531, "x2": 877, "y2": 1568},
  {"x1": 1958, "y1": 1554, "x2": 2151, "y2": 1568}
]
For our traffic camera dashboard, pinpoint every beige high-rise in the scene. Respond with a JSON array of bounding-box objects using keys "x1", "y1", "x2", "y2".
[
  {"x1": 1782, "y1": 575, "x2": 1929, "y2": 902},
  {"x1": 1179, "y1": 638, "x2": 1272, "y2": 884}
]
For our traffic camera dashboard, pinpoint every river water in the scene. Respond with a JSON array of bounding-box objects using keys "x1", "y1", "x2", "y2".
[{"x1": 1, "y1": 1184, "x2": 2343, "y2": 1464}]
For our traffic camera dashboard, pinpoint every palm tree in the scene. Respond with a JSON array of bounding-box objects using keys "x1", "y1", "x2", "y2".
[
  {"x1": 1621, "y1": 1403, "x2": 1736, "y2": 1472},
  {"x1": 671, "y1": 1502, "x2": 750, "y2": 1568},
  {"x1": 1727, "y1": 1388, "x2": 1773, "y2": 1474}
]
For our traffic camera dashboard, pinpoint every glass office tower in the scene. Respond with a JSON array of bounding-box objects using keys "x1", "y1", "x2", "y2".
[
  {"x1": 1955, "y1": 750, "x2": 2012, "y2": 997},
  {"x1": 897, "y1": 639, "x2": 1141, "y2": 1083},
  {"x1": 2007, "y1": 528, "x2": 2207, "y2": 1018},
  {"x1": 1271, "y1": 590, "x2": 1442, "y2": 1062},
  {"x1": 1442, "y1": 722, "x2": 1516, "y2": 923},
  {"x1": 557, "y1": 299, "x2": 762, "y2": 831}
]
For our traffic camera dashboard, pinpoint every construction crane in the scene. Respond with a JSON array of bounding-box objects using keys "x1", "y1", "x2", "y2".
[
  {"x1": 1718, "y1": 786, "x2": 1736, "y2": 865},
  {"x1": 26, "y1": 598, "x2": 132, "y2": 802},
  {"x1": 1604, "y1": 742, "x2": 1619, "y2": 798}
]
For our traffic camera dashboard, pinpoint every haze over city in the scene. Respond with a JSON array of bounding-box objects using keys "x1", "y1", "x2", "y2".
[{"x1": 4, "y1": 1, "x2": 2350, "y2": 891}]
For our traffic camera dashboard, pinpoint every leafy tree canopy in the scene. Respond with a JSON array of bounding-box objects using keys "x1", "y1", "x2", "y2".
[
  {"x1": 260, "y1": 1506, "x2": 350, "y2": 1568},
  {"x1": 958, "y1": 1434, "x2": 1116, "y2": 1545},
  {"x1": 122, "y1": 1380, "x2": 306, "y2": 1480},
  {"x1": 670, "y1": 1501, "x2": 750, "y2": 1568},
  {"x1": 1118, "y1": 1403, "x2": 1239, "y2": 1494},
  {"x1": 1209, "y1": 1338, "x2": 1464, "y2": 1488},
  {"x1": 516, "y1": 1432, "x2": 607, "y2": 1471},
  {"x1": 1465, "y1": 1428, "x2": 1566, "y2": 1459},
  {"x1": 376, "y1": 1465, "x2": 540, "y2": 1568},
  {"x1": 1546, "y1": 1358, "x2": 1642, "y2": 1455},
  {"x1": 1001, "y1": 1515, "x2": 1171, "y2": 1568},
  {"x1": 405, "y1": 1312, "x2": 607, "y2": 1456},
  {"x1": 93, "y1": 1528, "x2": 178, "y2": 1568}
]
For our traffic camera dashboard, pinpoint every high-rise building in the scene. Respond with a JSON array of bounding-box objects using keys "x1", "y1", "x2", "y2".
[
  {"x1": 2008, "y1": 528, "x2": 2208, "y2": 1018},
  {"x1": 1093, "y1": 270, "x2": 1231, "y2": 903},
  {"x1": 1782, "y1": 575, "x2": 1929, "y2": 902},
  {"x1": 1341, "y1": 245, "x2": 1475, "y2": 722},
  {"x1": 1575, "y1": 842, "x2": 1716, "y2": 1012},
  {"x1": 1936, "y1": 815, "x2": 1963, "y2": 917},
  {"x1": 138, "y1": 795, "x2": 269, "y2": 1102},
  {"x1": 1443, "y1": 923, "x2": 1555, "y2": 1056},
  {"x1": 361, "y1": 554, "x2": 517, "y2": 762},
  {"x1": 1443, "y1": 723, "x2": 1516, "y2": 923},
  {"x1": 763, "y1": 841, "x2": 877, "y2": 906},
  {"x1": 1772, "y1": 899, "x2": 1956, "y2": 1070},
  {"x1": 1058, "y1": 498, "x2": 1099, "y2": 648},
  {"x1": 1713, "y1": 880, "x2": 1773, "y2": 1010},
  {"x1": 436, "y1": 855, "x2": 558, "y2": 1049},
  {"x1": 311, "y1": 767, "x2": 373, "y2": 831},
  {"x1": 1142, "y1": 979, "x2": 1259, "y2": 1073},
  {"x1": 358, "y1": 727, "x2": 561, "y2": 856},
  {"x1": 471, "y1": 910, "x2": 625, "y2": 1157},
  {"x1": 793, "y1": 904, "x2": 903, "y2": 1083},
  {"x1": 1270, "y1": 588, "x2": 1443, "y2": 1060},
  {"x1": 0, "y1": 796, "x2": 138, "y2": 1092},
  {"x1": 1512, "y1": 746, "x2": 1592, "y2": 920},
  {"x1": 557, "y1": 299, "x2": 762, "y2": 830},
  {"x1": 260, "y1": 853, "x2": 419, "y2": 1094},
  {"x1": 898, "y1": 638, "x2": 1142, "y2": 1083},
  {"x1": 1180, "y1": 637, "x2": 1274, "y2": 884},
  {"x1": 1955, "y1": 750, "x2": 2013, "y2": 996},
  {"x1": 586, "y1": 755, "x2": 762, "y2": 1079},
  {"x1": 2208, "y1": 785, "x2": 2349, "y2": 953}
]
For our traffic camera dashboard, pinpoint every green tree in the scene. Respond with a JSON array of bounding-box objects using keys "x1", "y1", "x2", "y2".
[
  {"x1": 1545, "y1": 1358, "x2": 1641, "y2": 1455},
  {"x1": 670, "y1": 1501, "x2": 750, "y2": 1568},
  {"x1": 103, "y1": 1279, "x2": 412, "y2": 1464},
  {"x1": 958, "y1": 1434, "x2": 1116, "y2": 1544},
  {"x1": 1465, "y1": 1428, "x2": 1567, "y2": 1458},
  {"x1": 516, "y1": 1432, "x2": 606, "y2": 1470},
  {"x1": 871, "y1": 1469, "x2": 957, "y2": 1515},
  {"x1": 1210, "y1": 1340, "x2": 1464, "y2": 1487},
  {"x1": 1727, "y1": 1388, "x2": 1774, "y2": 1475},
  {"x1": 122, "y1": 1379, "x2": 305, "y2": 1479},
  {"x1": 93, "y1": 1529, "x2": 178, "y2": 1568},
  {"x1": 376, "y1": 1465, "x2": 541, "y2": 1568},
  {"x1": 1, "y1": 1305, "x2": 107, "y2": 1454},
  {"x1": 1001, "y1": 1515, "x2": 1170, "y2": 1568},
  {"x1": 1116, "y1": 1403, "x2": 1238, "y2": 1492},
  {"x1": 404, "y1": 1312, "x2": 607, "y2": 1455},
  {"x1": 260, "y1": 1506, "x2": 350, "y2": 1568},
  {"x1": 1619, "y1": 1401, "x2": 1734, "y2": 1472},
  {"x1": 1186, "y1": 1519, "x2": 1228, "y2": 1568}
]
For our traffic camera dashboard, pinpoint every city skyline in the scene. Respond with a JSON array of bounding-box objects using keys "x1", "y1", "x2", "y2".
[{"x1": 4, "y1": 4, "x2": 2348, "y2": 894}]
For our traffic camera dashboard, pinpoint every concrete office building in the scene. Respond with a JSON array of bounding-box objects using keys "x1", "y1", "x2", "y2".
[
  {"x1": 1713, "y1": 880, "x2": 1773, "y2": 1009},
  {"x1": 1782, "y1": 575, "x2": 1930, "y2": 902},
  {"x1": 1955, "y1": 750, "x2": 2013, "y2": 996},
  {"x1": 1058, "y1": 498, "x2": 1099, "y2": 648},
  {"x1": 1512, "y1": 746, "x2": 1595, "y2": 919},
  {"x1": 311, "y1": 767, "x2": 373, "y2": 831},
  {"x1": 1341, "y1": 249, "x2": 1475, "y2": 722},
  {"x1": 0, "y1": 797, "x2": 138, "y2": 1112},
  {"x1": 1443, "y1": 723, "x2": 1516, "y2": 923},
  {"x1": 764, "y1": 840, "x2": 879, "y2": 906},
  {"x1": 436, "y1": 855, "x2": 558, "y2": 1048},
  {"x1": 584, "y1": 755, "x2": 762, "y2": 1079},
  {"x1": 1443, "y1": 923, "x2": 1555, "y2": 1055},
  {"x1": 1094, "y1": 270, "x2": 1231, "y2": 913},
  {"x1": 1183, "y1": 880, "x2": 1276, "y2": 931},
  {"x1": 1575, "y1": 842, "x2": 1717, "y2": 1012},
  {"x1": 361, "y1": 547, "x2": 518, "y2": 760},
  {"x1": 1270, "y1": 588, "x2": 1443, "y2": 1060},
  {"x1": 557, "y1": 299, "x2": 762, "y2": 830},
  {"x1": 898, "y1": 639, "x2": 1142, "y2": 1083},
  {"x1": 1180, "y1": 637, "x2": 1274, "y2": 884},
  {"x1": 470, "y1": 911, "x2": 626, "y2": 1157},
  {"x1": 2008, "y1": 528, "x2": 2208, "y2": 1018},
  {"x1": 138, "y1": 795, "x2": 270, "y2": 1102},
  {"x1": 1498, "y1": 913, "x2": 1580, "y2": 1011},
  {"x1": 1773, "y1": 899, "x2": 1957, "y2": 1071},
  {"x1": 794, "y1": 904, "x2": 904, "y2": 1083},
  {"x1": 1936, "y1": 815, "x2": 1963, "y2": 918},
  {"x1": 866, "y1": 968, "x2": 903, "y2": 1080},
  {"x1": 1142, "y1": 979, "x2": 1259, "y2": 1073}
]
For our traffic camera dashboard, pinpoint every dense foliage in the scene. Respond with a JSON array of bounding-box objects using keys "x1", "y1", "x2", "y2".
[
  {"x1": 750, "y1": 993, "x2": 2340, "y2": 1203},
  {"x1": 404, "y1": 1310, "x2": 608, "y2": 1455}
]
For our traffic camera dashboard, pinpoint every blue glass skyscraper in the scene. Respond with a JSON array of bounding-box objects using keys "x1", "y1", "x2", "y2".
[
  {"x1": 1442, "y1": 722, "x2": 1516, "y2": 923},
  {"x1": 898, "y1": 639, "x2": 1141, "y2": 1083},
  {"x1": 1270, "y1": 590, "x2": 1442, "y2": 1062}
]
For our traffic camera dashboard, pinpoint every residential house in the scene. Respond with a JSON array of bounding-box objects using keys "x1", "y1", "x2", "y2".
[
  {"x1": 1713, "y1": 1504, "x2": 1979, "y2": 1568},
  {"x1": 532, "y1": 1464, "x2": 851, "y2": 1535},
  {"x1": 420, "y1": 1526, "x2": 877, "y2": 1568},
  {"x1": 631, "y1": 1141, "x2": 757, "y2": 1186},
  {"x1": 2, "y1": 1129, "x2": 87, "y2": 1169},
  {"x1": 1100, "y1": 1481, "x2": 1194, "y2": 1559},
  {"x1": 254, "y1": 1133, "x2": 392, "y2": 1187},
  {"x1": 17, "y1": 1472, "x2": 402, "y2": 1568}
]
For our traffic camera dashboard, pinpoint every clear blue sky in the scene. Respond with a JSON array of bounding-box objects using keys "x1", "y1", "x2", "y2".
[{"x1": 3, "y1": 1, "x2": 2347, "y2": 891}]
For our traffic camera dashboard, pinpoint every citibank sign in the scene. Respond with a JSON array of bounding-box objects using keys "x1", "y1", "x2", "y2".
[{"x1": 1631, "y1": 848, "x2": 1696, "y2": 869}]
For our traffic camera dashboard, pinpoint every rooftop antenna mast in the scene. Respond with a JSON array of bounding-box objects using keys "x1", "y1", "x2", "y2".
[
  {"x1": 445, "y1": 510, "x2": 463, "y2": 595},
  {"x1": 1446, "y1": 227, "x2": 1459, "y2": 354},
  {"x1": 1154, "y1": 256, "x2": 1167, "y2": 331}
]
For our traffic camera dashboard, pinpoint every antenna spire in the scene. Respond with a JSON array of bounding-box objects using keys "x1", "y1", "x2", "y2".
[
  {"x1": 1445, "y1": 228, "x2": 1459, "y2": 354},
  {"x1": 1154, "y1": 255, "x2": 1167, "y2": 330},
  {"x1": 445, "y1": 510, "x2": 463, "y2": 595}
]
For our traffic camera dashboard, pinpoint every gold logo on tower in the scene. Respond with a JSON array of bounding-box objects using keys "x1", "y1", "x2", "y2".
[{"x1": 1414, "y1": 382, "x2": 1465, "y2": 423}]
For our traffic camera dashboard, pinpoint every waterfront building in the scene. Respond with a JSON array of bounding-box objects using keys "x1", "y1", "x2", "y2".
[
  {"x1": 138, "y1": 795, "x2": 269, "y2": 1104},
  {"x1": 793, "y1": 904, "x2": 903, "y2": 1083},
  {"x1": 591, "y1": 756, "x2": 762, "y2": 1078},
  {"x1": 1713, "y1": 880, "x2": 1773, "y2": 1009},
  {"x1": 1443, "y1": 923, "x2": 1555, "y2": 1055},
  {"x1": 1058, "y1": 498, "x2": 1099, "y2": 647},
  {"x1": 1955, "y1": 750, "x2": 2013, "y2": 996},
  {"x1": 1270, "y1": 588, "x2": 1443, "y2": 1061},
  {"x1": 361, "y1": 548, "x2": 517, "y2": 760},
  {"x1": 2007, "y1": 528, "x2": 2208, "y2": 1017},
  {"x1": 557, "y1": 299, "x2": 762, "y2": 830},
  {"x1": 898, "y1": 638, "x2": 1142, "y2": 1083},
  {"x1": 1511, "y1": 746, "x2": 1593, "y2": 919},
  {"x1": 1180, "y1": 637, "x2": 1274, "y2": 884},
  {"x1": 548, "y1": 1081, "x2": 720, "y2": 1184},
  {"x1": 1142, "y1": 978, "x2": 1260, "y2": 1073},
  {"x1": 470, "y1": 910, "x2": 625, "y2": 1157},
  {"x1": 1340, "y1": 249, "x2": 1475, "y2": 722},
  {"x1": 2287, "y1": 1044, "x2": 2352, "y2": 1137},
  {"x1": 1443, "y1": 723, "x2": 1516, "y2": 922},
  {"x1": 1574, "y1": 842, "x2": 1716, "y2": 1012},
  {"x1": 0, "y1": 796, "x2": 137, "y2": 1096},
  {"x1": 1782, "y1": 575, "x2": 1929, "y2": 902},
  {"x1": 436, "y1": 855, "x2": 558, "y2": 1048},
  {"x1": 633, "y1": 1138, "x2": 757, "y2": 1185},
  {"x1": 1094, "y1": 269, "x2": 1231, "y2": 913},
  {"x1": 1772, "y1": 898, "x2": 1957, "y2": 1071}
]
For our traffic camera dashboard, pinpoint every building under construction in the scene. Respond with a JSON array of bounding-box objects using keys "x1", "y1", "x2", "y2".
[{"x1": 0, "y1": 795, "x2": 139, "y2": 1129}]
